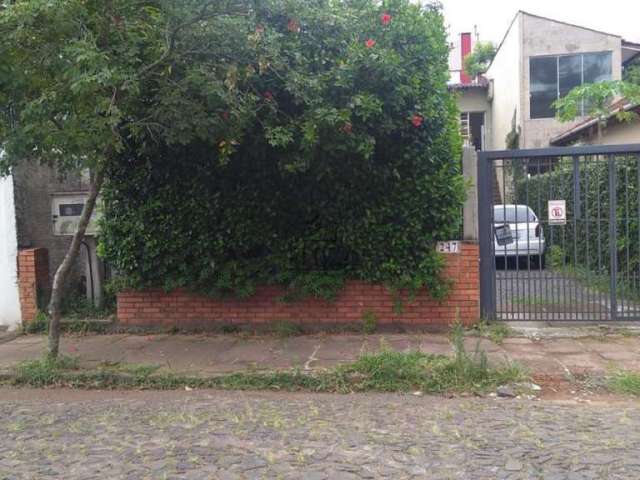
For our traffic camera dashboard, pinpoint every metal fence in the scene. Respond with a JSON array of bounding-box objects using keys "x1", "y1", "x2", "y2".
[{"x1": 478, "y1": 144, "x2": 640, "y2": 322}]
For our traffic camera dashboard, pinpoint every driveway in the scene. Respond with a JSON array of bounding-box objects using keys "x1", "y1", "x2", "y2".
[
  {"x1": 496, "y1": 269, "x2": 640, "y2": 321},
  {"x1": 0, "y1": 389, "x2": 639, "y2": 479}
]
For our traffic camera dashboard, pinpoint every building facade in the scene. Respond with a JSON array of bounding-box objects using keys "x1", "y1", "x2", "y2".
[{"x1": 450, "y1": 11, "x2": 640, "y2": 150}]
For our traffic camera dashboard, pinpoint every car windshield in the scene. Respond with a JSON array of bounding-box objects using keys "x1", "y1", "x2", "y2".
[{"x1": 493, "y1": 206, "x2": 536, "y2": 223}]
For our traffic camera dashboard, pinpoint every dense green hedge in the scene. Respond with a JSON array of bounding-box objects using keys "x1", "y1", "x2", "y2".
[
  {"x1": 516, "y1": 156, "x2": 640, "y2": 276},
  {"x1": 99, "y1": 0, "x2": 465, "y2": 300}
]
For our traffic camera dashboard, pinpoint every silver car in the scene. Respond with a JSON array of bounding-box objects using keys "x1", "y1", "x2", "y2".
[{"x1": 493, "y1": 204, "x2": 545, "y2": 267}]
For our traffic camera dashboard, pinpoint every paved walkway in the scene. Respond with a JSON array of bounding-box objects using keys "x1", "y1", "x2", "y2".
[
  {"x1": 1, "y1": 332, "x2": 640, "y2": 376},
  {"x1": 1, "y1": 389, "x2": 639, "y2": 479}
]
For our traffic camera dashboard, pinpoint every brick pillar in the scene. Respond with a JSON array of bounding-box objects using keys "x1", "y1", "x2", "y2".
[{"x1": 18, "y1": 248, "x2": 50, "y2": 324}]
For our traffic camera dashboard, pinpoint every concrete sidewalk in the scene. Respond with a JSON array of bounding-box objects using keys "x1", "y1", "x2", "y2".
[{"x1": 1, "y1": 331, "x2": 640, "y2": 376}]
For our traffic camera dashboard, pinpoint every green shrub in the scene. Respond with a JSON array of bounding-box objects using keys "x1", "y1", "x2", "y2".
[
  {"x1": 61, "y1": 293, "x2": 114, "y2": 320},
  {"x1": 361, "y1": 310, "x2": 378, "y2": 334},
  {"x1": 546, "y1": 245, "x2": 566, "y2": 270},
  {"x1": 99, "y1": 0, "x2": 464, "y2": 303},
  {"x1": 516, "y1": 156, "x2": 639, "y2": 275},
  {"x1": 23, "y1": 311, "x2": 49, "y2": 334}
]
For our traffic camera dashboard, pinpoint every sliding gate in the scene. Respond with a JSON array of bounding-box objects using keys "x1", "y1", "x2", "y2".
[{"x1": 478, "y1": 144, "x2": 640, "y2": 322}]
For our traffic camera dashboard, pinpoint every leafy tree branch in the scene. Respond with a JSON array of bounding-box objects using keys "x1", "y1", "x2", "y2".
[{"x1": 462, "y1": 41, "x2": 496, "y2": 79}]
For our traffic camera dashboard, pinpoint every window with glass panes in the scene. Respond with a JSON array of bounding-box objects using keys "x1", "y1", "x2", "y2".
[{"x1": 529, "y1": 52, "x2": 612, "y2": 119}]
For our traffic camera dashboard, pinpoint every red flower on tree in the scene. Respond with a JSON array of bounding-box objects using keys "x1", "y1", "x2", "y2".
[
  {"x1": 342, "y1": 122, "x2": 353, "y2": 134},
  {"x1": 287, "y1": 19, "x2": 301, "y2": 33},
  {"x1": 255, "y1": 24, "x2": 265, "y2": 34},
  {"x1": 220, "y1": 111, "x2": 230, "y2": 121},
  {"x1": 263, "y1": 91, "x2": 274, "y2": 101},
  {"x1": 365, "y1": 38, "x2": 376, "y2": 48},
  {"x1": 380, "y1": 12, "x2": 392, "y2": 26},
  {"x1": 411, "y1": 114, "x2": 424, "y2": 128}
]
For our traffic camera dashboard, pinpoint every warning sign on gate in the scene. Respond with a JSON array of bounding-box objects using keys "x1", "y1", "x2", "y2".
[{"x1": 548, "y1": 200, "x2": 567, "y2": 225}]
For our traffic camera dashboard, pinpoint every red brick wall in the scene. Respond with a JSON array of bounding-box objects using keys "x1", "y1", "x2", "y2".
[
  {"x1": 118, "y1": 243, "x2": 479, "y2": 328},
  {"x1": 17, "y1": 248, "x2": 50, "y2": 323}
]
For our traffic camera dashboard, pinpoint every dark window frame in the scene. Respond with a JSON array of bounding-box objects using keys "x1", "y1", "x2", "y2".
[{"x1": 529, "y1": 51, "x2": 613, "y2": 119}]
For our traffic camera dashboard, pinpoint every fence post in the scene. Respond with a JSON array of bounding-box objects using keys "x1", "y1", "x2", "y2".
[
  {"x1": 462, "y1": 147, "x2": 479, "y2": 242},
  {"x1": 608, "y1": 156, "x2": 617, "y2": 320},
  {"x1": 477, "y1": 151, "x2": 495, "y2": 320}
]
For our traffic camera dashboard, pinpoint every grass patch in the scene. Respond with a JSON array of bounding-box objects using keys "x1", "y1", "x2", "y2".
[
  {"x1": 14, "y1": 356, "x2": 80, "y2": 387},
  {"x1": 470, "y1": 320, "x2": 513, "y2": 344},
  {"x1": 97, "y1": 361, "x2": 161, "y2": 377},
  {"x1": 5, "y1": 326, "x2": 525, "y2": 394},
  {"x1": 608, "y1": 371, "x2": 640, "y2": 396}
]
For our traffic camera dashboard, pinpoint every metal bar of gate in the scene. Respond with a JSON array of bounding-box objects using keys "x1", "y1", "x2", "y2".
[
  {"x1": 477, "y1": 151, "x2": 495, "y2": 320},
  {"x1": 479, "y1": 144, "x2": 640, "y2": 323},
  {"x1": 483, "y1": 144, "x2": 640, "y2": 160},
  {"x1": 608, "y1": 156, "x2": 617, "y2": 321}
]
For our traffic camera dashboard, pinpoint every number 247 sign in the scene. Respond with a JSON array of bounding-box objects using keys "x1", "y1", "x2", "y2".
[{"x1": 548, "y1": 200, "x2": 566, "y2": 225}]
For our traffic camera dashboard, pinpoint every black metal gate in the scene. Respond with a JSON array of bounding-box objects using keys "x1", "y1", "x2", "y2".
[{"x1": 478, "y1": 144, "x2": 640, "y2": 322}]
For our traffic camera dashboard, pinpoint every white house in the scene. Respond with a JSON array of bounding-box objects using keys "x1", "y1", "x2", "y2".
[{"x1": 450, "y1": 11, "x2": 640, "y2": 150}]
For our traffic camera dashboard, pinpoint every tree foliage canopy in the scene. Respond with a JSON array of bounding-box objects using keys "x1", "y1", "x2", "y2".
[
  {"x1": 0, "y1": 0, "x2": 249, "y2": 175},
  {"x1": 554, "y1": 56, "x2": 640, "y2": 130},
  {"x1": 0, "y1": 0, "x2": 257, "y2": 356},
  {"x1": 98, "y1": 0, "x2": 465, "y2": 299},
  {"x1": 554, "y1": 80, "x2": 640, "y2": 127},
  {"x1": 462, "y1": 41, "x2": 496, "y2": 79}
]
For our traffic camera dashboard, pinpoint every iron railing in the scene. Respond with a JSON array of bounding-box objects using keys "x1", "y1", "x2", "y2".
[{"x1": 478, "y1": 144, "x2": 640, "y2": 322}]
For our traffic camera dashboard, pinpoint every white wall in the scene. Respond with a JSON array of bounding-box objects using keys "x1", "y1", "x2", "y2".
[
  {"x1": 486, "y1": 14, "x2": 522, "y2": 150},
  {"x1": 586, "y1": 121, "x2": 640, "y2": 145},
  {"x1": 456, "y1": 88, "x2": 493, "y2": 149},
  {"x1": 0, "y1": 175, "x2": 21, "y2": 330}
]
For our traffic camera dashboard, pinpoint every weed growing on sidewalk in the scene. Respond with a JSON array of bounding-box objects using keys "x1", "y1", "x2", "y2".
[
  {"x1": 21, "y1": 311, "x2": 49, "y2": 334},
  {"x1": 470, "y1": 320, "x2": 513, "y2": 344},
  {"x1": 7, "y1": 328, "x2": 525, "y2": 394},
  {"x1": 608, "y1": 372, "x2": 640, "y2": 396},
  {"x1": 361, "y1": 310, "x2": 378, "y2": 334},
  {"x1": 14, "y1": 356, "x2": 80, "y2": 387}
]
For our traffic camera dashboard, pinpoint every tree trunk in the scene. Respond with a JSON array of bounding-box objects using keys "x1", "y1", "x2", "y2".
[{"x1": 47, "y1": 168, "x2": 105, "y2": 358}]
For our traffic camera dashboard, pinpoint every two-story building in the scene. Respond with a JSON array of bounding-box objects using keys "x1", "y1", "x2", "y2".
[{"x1": 451, "y1": 11, "x2": 640, "y2": 151}]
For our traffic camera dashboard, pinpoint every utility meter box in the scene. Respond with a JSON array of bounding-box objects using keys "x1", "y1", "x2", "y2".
[{"x1": 51, "y1": 192, "x2": 101, "y2": 237}]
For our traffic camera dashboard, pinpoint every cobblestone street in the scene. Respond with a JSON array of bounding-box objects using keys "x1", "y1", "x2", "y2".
[{"x1": 1, "y1": 389, "x2": 639, "y2": 479}]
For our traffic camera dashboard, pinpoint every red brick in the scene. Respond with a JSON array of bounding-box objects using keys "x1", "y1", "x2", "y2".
[
  {"x1": 116, "y1": 243, "x2": 480, "y2": 328},
  {"x1": 18, "y1": 249, "x2": 50, "y2": 325}
]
